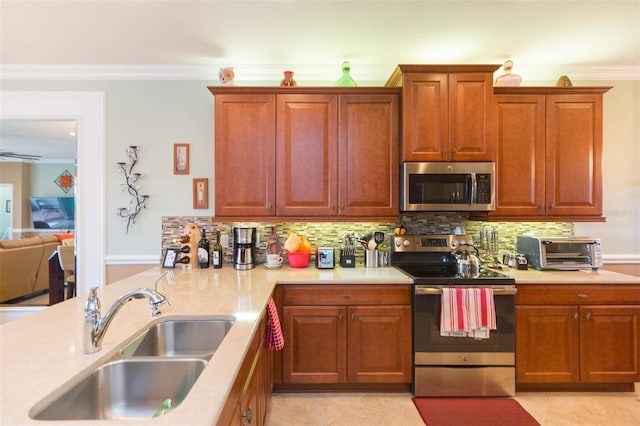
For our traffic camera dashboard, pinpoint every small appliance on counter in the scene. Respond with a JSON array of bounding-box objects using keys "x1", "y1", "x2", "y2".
[
  {"x1": 517, "y1": 236, "x2": 603, "y2": 271},
  {"x1": 233, "y1": 227, "x2": 256, "y2": 270},
  {"x1": 316, "y1": 247, "x2": 335, "y2": 269}
]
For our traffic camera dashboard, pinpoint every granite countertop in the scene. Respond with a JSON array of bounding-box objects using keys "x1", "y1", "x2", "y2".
[{"x1": 0, "y1": 265, "x2": 411, "y2": 425}]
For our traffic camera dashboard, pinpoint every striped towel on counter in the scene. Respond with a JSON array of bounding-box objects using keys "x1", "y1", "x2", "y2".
[
  {"x1": 440, "y1": 288, "x2": 496, "y2": 339},
  {"x1": 266, "y1": 297, "x2": 284, "y2": 350}
]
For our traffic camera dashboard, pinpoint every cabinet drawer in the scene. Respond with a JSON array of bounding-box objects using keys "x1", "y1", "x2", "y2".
[
  {"x1": 281, "y1": 284, "x2": 412, "y2": 306},
  {"x1": 516, "y1": 285, "x2": 640, "y2": 305}
]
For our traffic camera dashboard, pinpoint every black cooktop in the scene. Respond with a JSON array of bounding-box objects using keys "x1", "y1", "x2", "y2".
[{"x1": 393, "y1": 264, "x2": 515, "y2": 285}]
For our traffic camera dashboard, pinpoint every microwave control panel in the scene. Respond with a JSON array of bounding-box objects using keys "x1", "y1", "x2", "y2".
[{"x1": 476, "y1": 174, "x2": 492, "y2": 204}]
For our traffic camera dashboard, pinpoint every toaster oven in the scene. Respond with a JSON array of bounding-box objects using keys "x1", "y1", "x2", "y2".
[{"x1": 517, "y1": 236, "x2": 603, "y2": 271}]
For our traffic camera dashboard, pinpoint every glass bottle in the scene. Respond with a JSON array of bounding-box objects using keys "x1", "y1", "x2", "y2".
[
  {"x1": 212, "y1": 231, "x2": 223, "y2": 269},
  {"x1": 335, "y1": 61, "x2": 357, "y2": 87},
  {"x1": 280, "y1": 71, "x2": 297, "y2": 87},
  {"x1": 197, "y1": 229, "x2": 210, "y2": 268}
]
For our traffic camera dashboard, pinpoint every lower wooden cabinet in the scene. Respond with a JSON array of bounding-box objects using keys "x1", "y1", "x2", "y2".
[
  {"x1": 515, "y1": 285, "x2": 640, "y2": 387},
  {"x1": 274, "y1": 284, "x2": 412, "y2": 389},
  {"x1": 219, "y1": 312, "x2": 272, "y2": 426}
]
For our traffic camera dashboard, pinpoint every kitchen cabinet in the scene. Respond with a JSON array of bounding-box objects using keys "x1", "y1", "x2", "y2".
[
  {"x1": 273, "y1": 284, "x2": 412, "y2": 390},
  {"x1": 515, "y1": 284, "x2": 640, "y2": 388},
  {"x1": 219, "y1": 312, "x2": 272, "y2": 426},
  {"x1": 208, "y1": 87, "x2": 400, "y2": 221},
  {"x1": 488, "y1": 87, "x2": 611, "y2": 221},
  {"x1": 385, "y1": 64, "x2": 499, "y2": 162}
]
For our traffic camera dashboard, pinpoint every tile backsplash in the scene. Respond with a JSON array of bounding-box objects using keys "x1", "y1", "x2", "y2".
[{"x1": 161, "y1": 214, "x2": 573, "y2": 266}]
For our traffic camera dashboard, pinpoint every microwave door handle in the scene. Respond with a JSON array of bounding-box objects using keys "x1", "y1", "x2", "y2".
[{"x1": 468, "y1": 174, "x2": 476, "y2": 204}]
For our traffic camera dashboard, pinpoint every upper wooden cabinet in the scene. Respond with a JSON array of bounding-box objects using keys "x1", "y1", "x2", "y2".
[
  {"x1": 209, "y1": 87, "x2": 400, "y2": 221},
  {"x1": 489, "y1": 87, "x2": 611, "y2": 221},
  {"x1": 386, "y1": 64, "x2": 499, "y2": 161}
]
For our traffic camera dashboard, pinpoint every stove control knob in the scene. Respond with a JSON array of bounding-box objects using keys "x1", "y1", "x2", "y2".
[
  {"x1": 395, "y1": 239, "x2": 402, "y2": 248},
  {"x1": 403, "y1": 240, "x2": 410, "y2": 247},
  {"x1": 451, "y1": 240, "x2": 459, "y2": 249}
]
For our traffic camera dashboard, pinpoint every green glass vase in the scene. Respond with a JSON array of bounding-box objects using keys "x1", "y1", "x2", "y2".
[{"x1": 335, "y1": 61, "x2": 357, "y2": 87}]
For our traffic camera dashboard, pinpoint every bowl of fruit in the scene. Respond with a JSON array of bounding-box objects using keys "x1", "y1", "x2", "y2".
[{"x1": 284, "y1": 233, "x2": 313, "y2": 268}]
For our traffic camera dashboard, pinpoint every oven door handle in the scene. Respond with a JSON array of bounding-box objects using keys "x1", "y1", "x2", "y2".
[{"x1": 415, "y1": 286, "x2": 518, "y2": 296}]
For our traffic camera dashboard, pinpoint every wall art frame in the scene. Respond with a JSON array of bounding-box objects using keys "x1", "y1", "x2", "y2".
[
  {"x1": 162, "y1": 247, "x2": 179, "y2": 268},
  {"x1": 173, "y1": 143, "x2": 190, "y2": 175},
  {"x1": 193, "y1": 178, "x2": 209, "y2": 209}
]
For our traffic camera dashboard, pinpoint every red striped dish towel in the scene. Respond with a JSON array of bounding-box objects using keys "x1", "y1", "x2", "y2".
[
  {"x1": 266, "y1": 297, "x2": 284, "y2": 350},
  {"x1": 440, "y1": 288, "x2": 496, "y2": 339}
]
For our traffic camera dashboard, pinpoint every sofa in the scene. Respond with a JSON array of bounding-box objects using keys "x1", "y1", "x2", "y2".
[{"x1": 0, "y1": 235, "x2": 60, "y2": 303}]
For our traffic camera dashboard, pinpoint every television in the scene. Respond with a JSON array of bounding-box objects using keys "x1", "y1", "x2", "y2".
[{"x1": 30, "y1": 197, "x2": 75, "y2": 230}]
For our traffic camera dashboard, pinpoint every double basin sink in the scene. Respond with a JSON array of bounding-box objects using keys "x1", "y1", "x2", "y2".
[{"x1": 31, "y1": 317, "x2": 235, "y2": 421}]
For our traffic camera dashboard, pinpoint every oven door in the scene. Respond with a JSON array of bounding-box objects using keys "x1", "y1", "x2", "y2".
[{"x1": 413, "y1": 285, "x2": 516, "y2": 366}]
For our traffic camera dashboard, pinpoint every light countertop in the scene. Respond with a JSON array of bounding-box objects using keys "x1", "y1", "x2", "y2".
[
  {"x1": 506, "y1": 267, "x2": 640, "y2": 284},
  {"x1": 0, "y1": 265, "x2": 411, "y2": 425},
  {"x1": 1, "y1": 264, "x2": 637, "y2": 424}
]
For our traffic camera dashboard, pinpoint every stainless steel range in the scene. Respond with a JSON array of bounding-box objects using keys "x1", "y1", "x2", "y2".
[{"x1": 392, "y1": 234, "x2": 517, "y2": 397}]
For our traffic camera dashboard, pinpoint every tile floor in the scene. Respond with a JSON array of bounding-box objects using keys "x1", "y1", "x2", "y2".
[{"x1": 267, "y1": 390, "x2": 640, "y2": 426}]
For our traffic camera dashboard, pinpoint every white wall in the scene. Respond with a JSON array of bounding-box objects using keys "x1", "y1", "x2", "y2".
[
  {"x1": 574, "y1": 80, "x2": 640, "y2": 259},
  {"x1": 1, "y1": 78, "x2": 639, "y2": 260}
]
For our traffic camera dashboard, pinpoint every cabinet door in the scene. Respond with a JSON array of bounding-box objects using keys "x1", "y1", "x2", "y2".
[
  {"x1": 347, "y1": 305, "x2": 412, "y2": 383},
  {"x1": 214, "y1": 94, "x2": 276, "y2": 216},
  {"x1": 448, "y1": 72, "x2": 496, "y2": 161},
  {"x1": 338, "y1": 94, "x2": 399, "y2": 217},
  {"x1": 493, "y1": 94, "x2": 546, "y2": 216},
  {"x1": 282, "y1": 305, "x2": 347, "y2": 384},
  {"x1": 516, "y1": 306, "x2": 580, "y2": 384},
  {"x1": 580, "y1": 305, "x2": 640, "y2": 383},
  {"x1": 276, "y1": 95, "x2": 338, "y2": 216},
  {"x1": 401, "y1": 73, "x2": 448, "y2": 161},
  {"x1": 545, "y1": 94, "x2": 603, "y2": 217}
]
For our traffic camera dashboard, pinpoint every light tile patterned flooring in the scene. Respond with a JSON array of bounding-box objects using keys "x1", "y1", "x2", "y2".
[{"x1": 267, "y1": 390, "x2": 640, "y2": 426}]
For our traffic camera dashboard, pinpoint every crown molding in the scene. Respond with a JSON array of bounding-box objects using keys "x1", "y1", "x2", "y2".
[{"x1": 1, "y1": 64, "x2": 638, "y2": 83}]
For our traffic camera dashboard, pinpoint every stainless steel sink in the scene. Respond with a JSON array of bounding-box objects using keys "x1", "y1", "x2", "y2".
[
  {"x1": 31, "y1": 358, "x2": 207, "y2": 420},
  {"x1": 120, "y1": 318, "x2": 235, "y2": 358}
]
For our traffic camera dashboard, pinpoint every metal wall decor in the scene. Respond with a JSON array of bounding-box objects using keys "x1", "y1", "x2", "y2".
[
  {"x1": 54, "y1": 169, "x2": 74, "y2": 193},
  {"x1": 116, "y1": 145, "x2": 149, "y2": 233}
]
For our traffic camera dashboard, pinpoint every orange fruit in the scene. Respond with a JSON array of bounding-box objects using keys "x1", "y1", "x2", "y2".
[{"x1": 298, "y1": 235, "x2": 313, "y2": 253}]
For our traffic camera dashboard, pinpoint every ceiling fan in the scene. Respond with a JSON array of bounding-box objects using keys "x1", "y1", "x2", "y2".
[{"x1": 0, "y1": 150, "x2": 42, "y2": 161}]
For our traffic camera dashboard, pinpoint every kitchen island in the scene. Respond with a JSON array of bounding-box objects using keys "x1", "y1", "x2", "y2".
[{"x1": 0, "y1": 265, "x2": 411, "y2": 425}]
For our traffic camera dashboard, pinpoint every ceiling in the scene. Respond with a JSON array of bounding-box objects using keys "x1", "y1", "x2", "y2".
[
  {"x1": 0, "y1": 120, "x2": 77, "y2": 163},
  {"x1": 1, "y1": 1, "x2": 638, "y2": 160},
  {"x1": 1, "y1": 1, "x2": 639, "y2": 83}
]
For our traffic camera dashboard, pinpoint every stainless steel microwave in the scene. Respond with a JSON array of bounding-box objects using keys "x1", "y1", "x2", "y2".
[{"x1": 401, "y1": 162, "x2": 496, "y2": 211}]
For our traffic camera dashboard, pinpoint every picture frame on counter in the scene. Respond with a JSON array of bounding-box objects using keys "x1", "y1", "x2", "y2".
[
  {"x1": 173, "y1": 143, "x2": 190, "y2": 175},
  {"x1": 162, "y1": 248, "x2": 179, "y2": 268},
  {"x1": 193, "y1": 178, "x2": 209, "y2": 209}
]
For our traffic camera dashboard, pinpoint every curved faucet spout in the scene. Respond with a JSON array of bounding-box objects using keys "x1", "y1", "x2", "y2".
[{"x1": 83, "y1": 287, "x2": 171, "y2": 354}]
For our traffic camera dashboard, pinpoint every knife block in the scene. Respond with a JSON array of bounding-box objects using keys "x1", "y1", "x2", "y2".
[{"x1": 340, "y1": 249, "x2": 355, "y2": 268}]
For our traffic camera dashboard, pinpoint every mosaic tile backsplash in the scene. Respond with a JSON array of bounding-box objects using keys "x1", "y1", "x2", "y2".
[{"x1": 161, "y1": 214, "x2": 573, "y2": 267}]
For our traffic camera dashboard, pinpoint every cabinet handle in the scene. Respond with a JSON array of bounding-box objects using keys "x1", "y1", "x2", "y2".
[
  {"x1": 585, "y1": 312, "x2": 592, "y2": 320},
  {"x1": 242, "y1": 406, "x2": 253, "y2": 424},
  {"x1": 351, "y1": 313, "x2": 356, "y2": 321},
  {"x1": 551, "y1": 203, "x2": 556, "y2": 210},
  {"x1": 343, "y1": 294, "x2": 351, "y2": 299},
  {"x1": 452, "y1": 148, "x2": 457, "y2": 156},
  {"x1": 339, "y1": 313, "x2": 343, "y2": 321},
  {"x1": 574, "y1": 312, "x2": 579, "y2": 320},
  {"x1": 577, "y1": 293, "x2": 588, "y2": 298}
]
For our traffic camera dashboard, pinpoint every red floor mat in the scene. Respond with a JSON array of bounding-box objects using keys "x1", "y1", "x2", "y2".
[{"x1": 412, "y1": 397, "x2": 540, "y2": 426}]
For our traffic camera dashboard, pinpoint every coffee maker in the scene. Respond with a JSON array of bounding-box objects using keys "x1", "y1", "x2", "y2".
[{"x1": 233, "y1": 227, "x2": 256, "y2": 270}]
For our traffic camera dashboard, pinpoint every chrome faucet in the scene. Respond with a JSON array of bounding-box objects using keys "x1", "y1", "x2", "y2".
[{"x1": 83, "y1": 286, "x2": 171, "y2": 354}]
